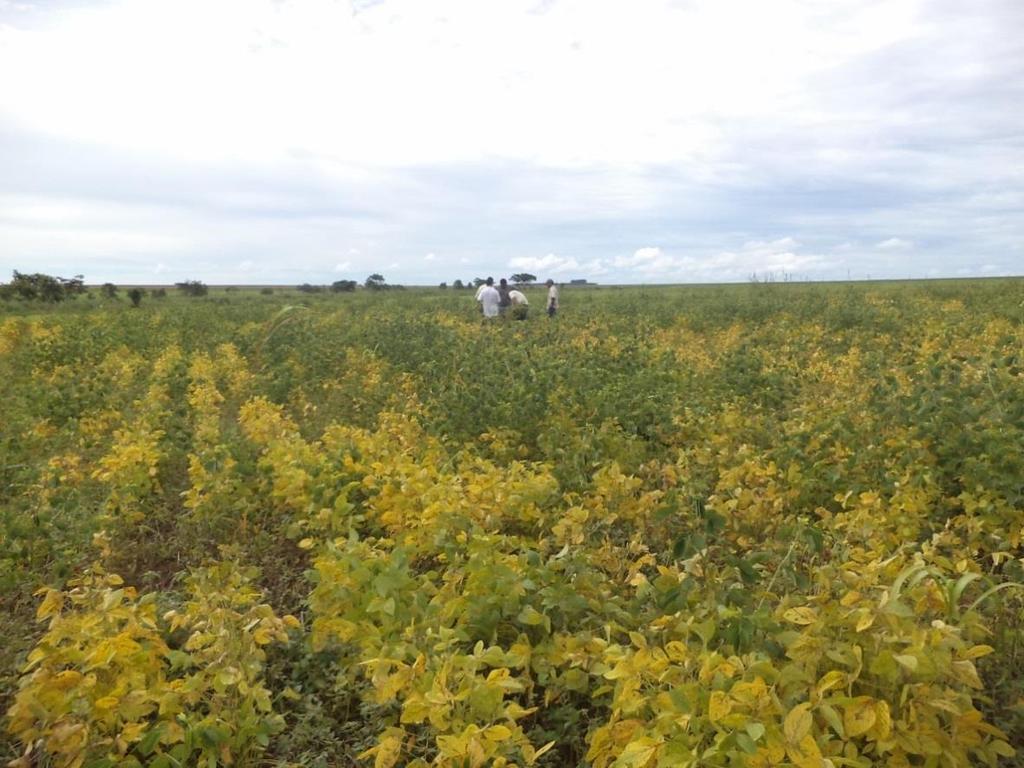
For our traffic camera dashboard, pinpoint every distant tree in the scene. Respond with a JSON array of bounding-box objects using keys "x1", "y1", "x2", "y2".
[
  {"x1": 128, "y1": 288, "x2": 143, "y2": 307},
  {"x1": 9, "y1": 271, "x2": 40, "y2": 300},
  {"x1": 101, "y1": 283, "x2": 118, "y2": 299},
  {"x1": 59, "y1": 275, "x2": 86, "y2": 297},
  {"x1": 297, "y1": 283, "x2": 324, "y2": 293},
  {"x1": 331, "y1": 280, "x2": 357, "y2": 292},
  {"x1": 150, "y1": 288, "x2": 167, "y2": 298},
  {"x1": 260, "y1": 287, "x2": 274, "y2": 295},
  {"x1": 472, "y1": 277, "x2": 485, "y2": 288},
  {"x1": 365, "y1": 273, "x2": 386, "y2": 290},
  {"x1": 511, "y1": 273, "x2": 536, "y2": 285},
  {"x1": 438, "y1": 282, "x2": 448, "y2": 289},
  {"x1": 452, "y1": 279, "x2": 464, "y2": 290},
  {"x1": 175, "y1": 280, "x2": 208, "y2": 297}
]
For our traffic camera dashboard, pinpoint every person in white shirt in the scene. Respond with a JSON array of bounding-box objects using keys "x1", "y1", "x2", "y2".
[
  {"x1": 476, "y1": 277, "x2": 500, "y2": 319},
  {"x1": 545, "y1": 279, "x2": 559, "y2": 318},
  {"x1": 508, "y1": 288, "x2": 529, "y2": 320}
]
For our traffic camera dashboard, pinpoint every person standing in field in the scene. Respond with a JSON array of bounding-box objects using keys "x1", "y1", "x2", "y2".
[
  {"x1": 497, "y1": 278, "x2": 513, "y2": 316},
  {"x1": 474, "y1": 279, "x2": 487, "y2": 314},
  {"x1": 545, "y1": 279, "x2": 559, "y2": 318},
  {"x1": 508, "y1": 286, "x2": 529, "y2": 319},
  {"x1": 476, "y1": 277, "x2": 501, "y2": 319}
]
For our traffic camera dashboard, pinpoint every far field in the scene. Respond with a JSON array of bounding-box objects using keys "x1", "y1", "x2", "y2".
[{"x1": 1, "y1": 279, "x2": 1022, "y2": 767}]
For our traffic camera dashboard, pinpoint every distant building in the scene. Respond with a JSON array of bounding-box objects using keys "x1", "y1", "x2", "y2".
[{"x1": 570, "y1": 278, "x2": 596, "y2": 285}]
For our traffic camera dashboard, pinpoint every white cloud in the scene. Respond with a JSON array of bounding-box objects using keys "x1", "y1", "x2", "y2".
[
  {"x1": 743, "y1": 237, "x2": 800, "y2": 253},
  {"x1": 561, "y1": 237, "x2": 835, "y2": 283},
  {"x1": 613, "y1": 246, "x2": 694, "y2": 276},
  {"x1": 613, "y1": 247, "x2": 663, "y2": 269},
  {"x1": 424, "y1": 252, "x2": 436, "y2": 261},
  {"x1": 238, "y1": 259, "x2": 253, "y2": 271},
  {"x1": 579, "y1": 258, "x2": 609, "y2": 277},
  {"x1": 0, "y1": 0, "x2": 992, "y2": 172},
  {"x1": 508, "y1": 253, "x2": 581, "y2": 274},
  {"x1": 876, "y1": 237, "x2": 914, "y2": 250},
  {"x1": 333, "y1": 261, "x2": 351, "y2": 272}
]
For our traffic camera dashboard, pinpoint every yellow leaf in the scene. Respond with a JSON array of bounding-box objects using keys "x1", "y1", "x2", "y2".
[
  {"x1": 401, "y1": 693, "x2": 429, "y2": 725},
  {"x1": 786, "y1": 733, "x2": 823, "y2": 768},
  {"x1": 871, "y1": 700, "x2": 891, "y2": 739},
  {"x1": 815, "y1": 670, "x2": 845, "y2": 695},
  {"x1": 783, "y1": 607, "x2": 817, "y2": 625},
  {"x1": 36, "y1": 588, "x2": 64, "y2": 621},
  {"x1": 253, "y1": 627, "x2": 272, "y2": 645},
  {"x1": 486, "y1": 725, "x2": 512, "y2": 742},
  {"x1": 855, "y1": 610, "x2": 874, "y2": 632},
  {"x1": 893, "y1": 654, "x2": 918, "y2": 671},
  {"x1": 533, "y1": 740, "x2": 556, "y2": 762},
  {"x1": 990, "y1": 740, "x2": 1015, "y2": 758},
  {"x1": 615, "y1": 735, "x2": 661, "y2": 768},
  {"x1": 843, "y1": 697, "x2": 877, "y2": 738},
  {"x1": 839, "y1": 590, "x2": 862, "y2": 607},
  {"x1": 356, "y1": 730, "x2": 404, "y2": 768},
  {"x1": 51, "y1": 670, "x2": 83, "y2": 690},
  {"x1": 730, "y1": 677, "x2": 768, "y2": 705},
  {"x1": 784, "y1": 703, "x2": 813, "y2": 745},
  {"x1": 960, "y1": 644, "x2": 994, "y2": 660},
  {"x1": 708, "y1": 690, "x2": 732, "y2": 723},
  {"x1": 665, "y1": 641, "x2": 688, "y2": 662},
  {"x1": 950, "y1": 660, "x2": 983, "y2": 689}
]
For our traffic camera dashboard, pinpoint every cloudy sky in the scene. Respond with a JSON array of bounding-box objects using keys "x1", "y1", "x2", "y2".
[{"x1": 1, "y1": 0, "x2": 1021, "y2": 285}]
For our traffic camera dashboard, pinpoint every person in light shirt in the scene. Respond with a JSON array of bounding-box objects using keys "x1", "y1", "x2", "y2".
[
  {"x1": 476, "y1": 277, "x2": 501, "y2": 319},
  {"x1": 545, "y1": 279, "x2": 559, "y2": 318},
  {"x1": 508, "y1": 287, "x2": 529, "y2": 320}
]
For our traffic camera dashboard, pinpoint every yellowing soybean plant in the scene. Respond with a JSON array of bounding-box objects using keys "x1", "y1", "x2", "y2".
[{"x1": 1, "y1": 280, "x2": 1023, "y2": 768}]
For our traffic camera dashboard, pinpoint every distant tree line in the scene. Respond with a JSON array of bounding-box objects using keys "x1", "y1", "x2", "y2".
[
  {"x1": 176, "y1": 281, "x2": 209, "y2": 296},
  {"x1": 0, "y1": 271, "x2": 196, "y2": 306},
  {"x1": 296, "y1": 280, "x2": 360, "y2": 293},
  {"x1": 0, "y1": 271, "x2": 86, "y2": 302}
]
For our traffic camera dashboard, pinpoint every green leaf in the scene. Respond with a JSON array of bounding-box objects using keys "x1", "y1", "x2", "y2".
[
  {"x1": 198, "y1": 725, "x2": 229, "y2": 747},
  {"x1": 735, "y1": 733, "x2": 757, "y2": 754},
  {"x1": 517, "y1": 605, "x2": 546, "y2": 626},
  {"x1": 819, "y1": 703, "x2": 845, "y2": 738},
  {"x1": 138, "y1": 726, "x2": 163, "y2": 756},
  {"x1": 745, "y1": 722, "x2": 766, "y2": 741}
]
